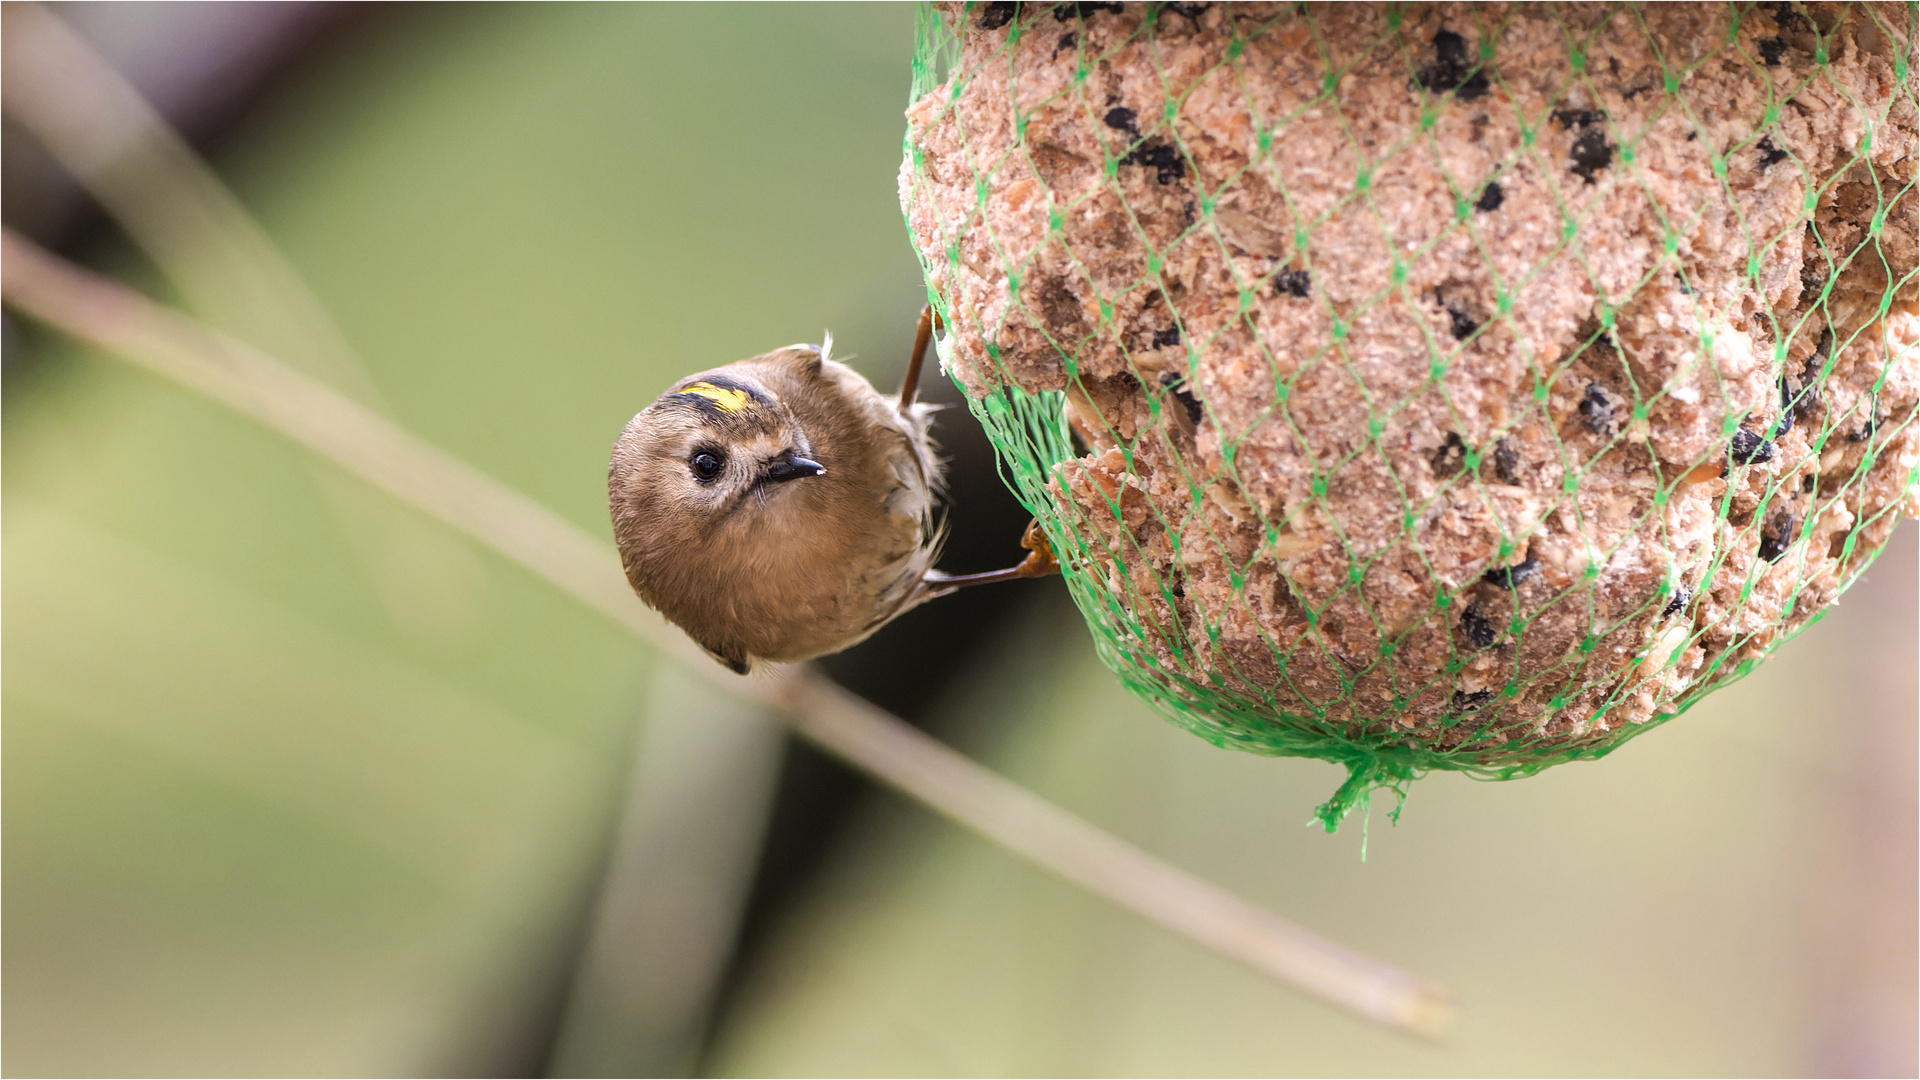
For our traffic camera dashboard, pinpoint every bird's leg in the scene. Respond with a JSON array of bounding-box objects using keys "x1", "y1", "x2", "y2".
[
  {"x1": 898, "y1": 304, "x2": 940, "y2": 412},
  {"x1": 924, "y1": 518, "x2": 1061, "y2": 593},
  {"x1": 901, "y1": 304, "x2": 1055, "y2": 595}
]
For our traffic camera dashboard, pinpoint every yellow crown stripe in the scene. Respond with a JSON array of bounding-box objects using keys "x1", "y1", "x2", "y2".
[{"x1": 680, "y1": 381, "x2": 753, "y2": 412}]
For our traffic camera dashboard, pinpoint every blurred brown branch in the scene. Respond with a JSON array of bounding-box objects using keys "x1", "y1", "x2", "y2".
[
  {"x1": 1, "y1": 228, "x2": 1454, "y2": 1038},
  {"x1": 1, "y1": 0, "x2": 503, "y2": 654},
  {"x1": 1, "y1": 0, "x2": 379, "y2": 399}
]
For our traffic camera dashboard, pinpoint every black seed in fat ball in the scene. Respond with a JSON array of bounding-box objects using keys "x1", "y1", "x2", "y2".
[
  {"x1": 1121, "y1": 141, "x2": 1185, "y2": 184},
  {"x1": 1729, "y1": 428, "x2": 1775, "y2": 465},
  {"x1": 1416, "y1": 29, "x2": 1489, "y2": 100},
  {"x1": 1662, "y1": 584, "x2": 1694, "y2": 618},
  {"x1": 1053, "y1": 1, "x2": 1123, "y2": 19},
  {"x1": 1579, "y1": 383, "x2": 1614, "y2": 433},
  {"x1": 1569, "y1": 128, "x2": 1613, "y2": 183},
  {"x1": 1482, "y1": 557, "x2": 1540, "y2": 589},
  {"x1": 1452, "y1": 688, "x2": 1496, "y2": 712},
  {"x1": 1492, "y1": 438, "x2": 1521, "y2": 484},
  {"x1": 1459, "y1": 607, "x2": 1497, "y2": 648},
  {"x1": 1445, "y1": 300, "x2": 1479, "y2": 340},
  {"x1": 979, "y1": 2, "x2": 1018, "y2": 30},
  {"x1": 1759, "y1": 509, "x2": 1796, "y2": 563},
  {"x1": 1430, "y1": 432, "x2": 1467, "y2": 475}
]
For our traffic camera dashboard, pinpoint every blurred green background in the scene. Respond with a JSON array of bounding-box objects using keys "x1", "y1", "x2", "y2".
[{"x1": 3, "y1": 4, "x2": 1914, "y2": 1077}]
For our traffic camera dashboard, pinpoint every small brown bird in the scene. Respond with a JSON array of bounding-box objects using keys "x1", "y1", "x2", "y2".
[{"x1": 610, "y1": 308, "x2": 1054, "y2": 673}]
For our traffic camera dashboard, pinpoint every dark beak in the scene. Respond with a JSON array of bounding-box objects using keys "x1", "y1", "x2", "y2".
[{"x1": 765, "y1": 450, "x2": 826, "y2": 483}]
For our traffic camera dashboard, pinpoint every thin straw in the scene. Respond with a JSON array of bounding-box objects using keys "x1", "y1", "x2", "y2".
[{"x1": 3, "y1": 229, "x2": 1454, "y2": 1037}]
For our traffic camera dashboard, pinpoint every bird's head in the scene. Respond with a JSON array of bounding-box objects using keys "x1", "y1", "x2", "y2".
[{"x1": 607, "y1": 355, "x2": 836, "y2": 648}]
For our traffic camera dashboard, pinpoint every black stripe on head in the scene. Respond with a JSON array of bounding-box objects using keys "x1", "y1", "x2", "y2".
[{"x1": 664, "y1": 375, "x2": 772, "y2": 417}]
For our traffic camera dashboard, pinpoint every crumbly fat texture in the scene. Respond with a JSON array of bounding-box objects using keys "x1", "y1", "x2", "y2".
[{"x1": 900, "y1": 1, "x2": 1918, "y2": 762}]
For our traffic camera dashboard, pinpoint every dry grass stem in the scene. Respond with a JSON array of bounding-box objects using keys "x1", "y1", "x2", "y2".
[
  {"x1": 2, "y1": 229, "x2": 1454, "y2": 1037},
  {"x1": 0, "y1": 1, "x2": 384, "y2": 402}
]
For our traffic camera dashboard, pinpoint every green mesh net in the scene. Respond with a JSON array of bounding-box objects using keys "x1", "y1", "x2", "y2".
[{"x1": 898, "y1": 1, "x2": 1919, "y2": 830}]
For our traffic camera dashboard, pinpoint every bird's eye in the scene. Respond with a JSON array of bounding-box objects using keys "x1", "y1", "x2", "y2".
[{"x1": 689, "y1": 450, "x2": 725, "y2": 482}]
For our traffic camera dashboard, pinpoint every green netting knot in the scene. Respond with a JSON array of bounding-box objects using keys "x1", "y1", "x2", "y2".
[{"x1": 1311, "y1": 753, "x2": 1416, "y2": 836}]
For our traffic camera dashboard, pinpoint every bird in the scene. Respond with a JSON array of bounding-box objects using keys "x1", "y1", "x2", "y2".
[{"x1": 609, "y1": 307, "x2": 1055, "y2": 674}]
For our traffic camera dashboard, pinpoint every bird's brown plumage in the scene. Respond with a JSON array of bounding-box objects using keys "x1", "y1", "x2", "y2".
[{"x1": 609, "y1": 343, "x2": 941, "y2": 672}]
